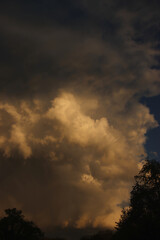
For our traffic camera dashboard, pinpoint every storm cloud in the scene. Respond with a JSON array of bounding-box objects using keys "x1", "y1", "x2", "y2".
[{"x1": 0, "y1": 0, "x2": 160, "y2": 235}]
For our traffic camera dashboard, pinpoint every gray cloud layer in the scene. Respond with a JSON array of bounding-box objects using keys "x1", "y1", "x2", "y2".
[{"x1": 0, "y1": 0, "x2": 160, "y2": 234}]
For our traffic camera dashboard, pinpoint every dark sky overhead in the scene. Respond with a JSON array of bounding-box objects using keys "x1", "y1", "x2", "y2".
[{"x1": 0, "y1": 0, "x2": 160, "y2": 238}]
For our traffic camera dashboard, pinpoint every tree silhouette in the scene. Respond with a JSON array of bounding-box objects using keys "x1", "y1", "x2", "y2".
[
  {"x1": 0, "y1": 208, "x2": 44, "y2": 240},
  {"x1": 81, "y1": 229, "x2": 114, "y2": 240},
  {"x1": 114, "y1": 159, "x2": 160, "y2": 240}
]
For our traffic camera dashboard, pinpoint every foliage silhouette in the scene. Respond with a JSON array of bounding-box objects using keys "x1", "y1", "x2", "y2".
[
  {"x1": 81, "y1": 229, "x2": 114, "y2": 240},
  {"x1": 0, "y1": 208, "x2": 44, "y2": 240},
  {"x1": 114, "y1": 159, "x2": 160, "y2": 240}
]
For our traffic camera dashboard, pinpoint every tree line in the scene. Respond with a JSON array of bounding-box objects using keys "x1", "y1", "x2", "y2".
[{"x1": 0, "y1": 159, "x2": 160, "y2": 240}]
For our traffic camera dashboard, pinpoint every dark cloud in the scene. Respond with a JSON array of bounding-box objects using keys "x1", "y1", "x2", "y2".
[
  {"x1": 1, "y1": 0, "x2": 160, "y2": 99},
  {"x1": 0, "y1": 0, "x2": 160, "y2": 237}
]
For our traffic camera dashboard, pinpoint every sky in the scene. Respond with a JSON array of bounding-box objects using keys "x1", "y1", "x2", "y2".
[{"x1": 0, "y1": 0, "x2": 160, "y2": 239}]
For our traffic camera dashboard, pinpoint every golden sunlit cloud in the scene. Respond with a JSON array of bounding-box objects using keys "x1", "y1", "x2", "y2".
[
  {"x1": 1, "y1": 1, "x2": 160, "y2": 234},
  {"x1": 0, "y1": 91, "x2": 157, "y2": 228}
]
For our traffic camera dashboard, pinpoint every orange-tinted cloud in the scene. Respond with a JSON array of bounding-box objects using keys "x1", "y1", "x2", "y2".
[
  {"x1": 0, "y1": 0, "x2": 160, "y2": 236},
  {"x1": 0, "y1": 91, "x2": 157, "y2": 229}
]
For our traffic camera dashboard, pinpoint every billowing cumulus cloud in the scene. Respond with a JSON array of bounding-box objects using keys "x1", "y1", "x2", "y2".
[
  {"x1": 0, "y1": 0, "x2": 160, "y2": 236},
  {"x1": 0, "y1": 91, "x2": 157, "y2": 230}
]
